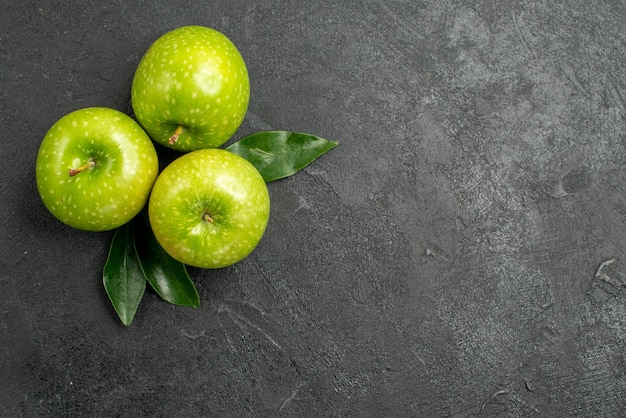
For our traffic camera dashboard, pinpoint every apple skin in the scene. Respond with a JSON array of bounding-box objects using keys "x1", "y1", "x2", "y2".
[
  {"x1": 36, "y1": 107, "x2": 159, "y2": 232},
  {"x1": 131, "y1": 26, "x2": 250, "y2": 152},
  {"x1": 148, "y1": 149, "x2": 270, "y2": 269}
]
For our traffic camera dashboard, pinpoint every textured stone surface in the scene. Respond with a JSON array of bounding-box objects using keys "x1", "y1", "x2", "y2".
[{"x1": 1, "y1": 1, "x2": 625, "y2": 416}]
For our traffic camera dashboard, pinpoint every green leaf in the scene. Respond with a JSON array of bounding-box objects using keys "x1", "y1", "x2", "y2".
[
  {"x1": 103, "y1": 222, "x2": 146, "y2": 326},
  {"x1": 226, "y1": 131, "x2": 338, "y2": 182},
  {"x1": 133, "y1": 214, "x2": 200, "y2": 308}
]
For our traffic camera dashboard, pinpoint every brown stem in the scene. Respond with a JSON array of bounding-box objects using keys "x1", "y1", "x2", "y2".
[
  {"x1": 202, "y1": 212, "x2": 214, "y2": 224},
  {"x1": 168, "y1": 125, "x2": 184, "y2": 145},
  {"x1": 68, "y1": 159, "x2": 96, "y2": 177}
]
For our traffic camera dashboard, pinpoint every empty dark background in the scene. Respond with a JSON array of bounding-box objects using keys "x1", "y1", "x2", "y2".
[{"x1": 2, "y1": 1, "x2": 625, "y2": 416}]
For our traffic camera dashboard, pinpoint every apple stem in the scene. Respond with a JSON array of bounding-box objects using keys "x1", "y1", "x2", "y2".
[
  {"x1": 203, "y1": 212, "x2": 214, "y2": 224},
  {"x1": 168, "y1": 125, "x2": 184, "y2": 145},
  {"x1": 68, "y1": 159, "x2": 96, "y2": 177}
]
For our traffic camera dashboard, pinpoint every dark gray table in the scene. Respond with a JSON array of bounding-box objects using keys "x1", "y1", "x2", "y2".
[{"x1": 2, "y1": 1, "x2": 625, "y2": 416}]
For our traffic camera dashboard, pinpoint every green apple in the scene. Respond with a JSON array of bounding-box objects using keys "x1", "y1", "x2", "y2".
[
  {"x1": 148, "y1": 149, "x2": 270, "y2": 268},
  {"x1": 131, "y1": 26, "x2": 250, "y2": 152},
  {"x1": 36, "y1": 107, "x2": 159, "y2": 231}
]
